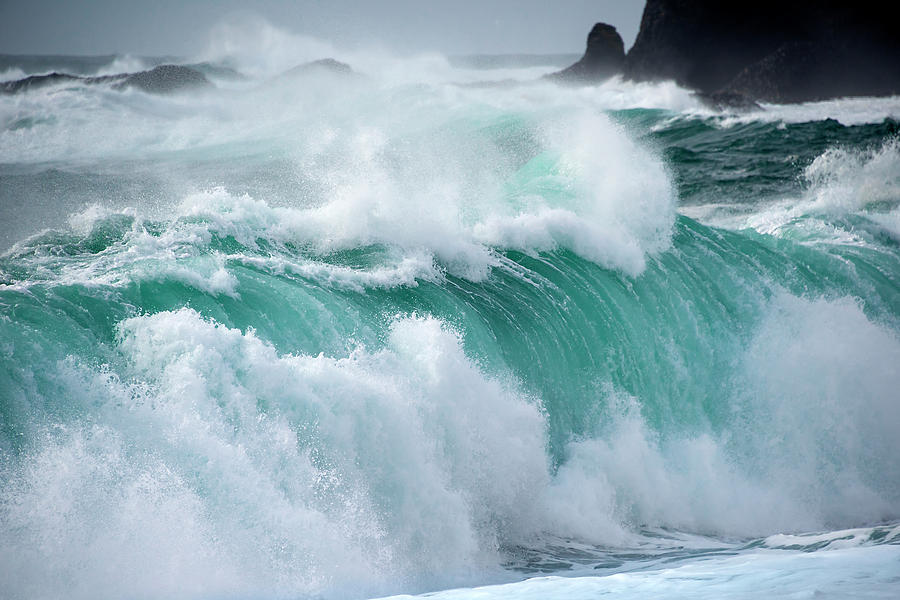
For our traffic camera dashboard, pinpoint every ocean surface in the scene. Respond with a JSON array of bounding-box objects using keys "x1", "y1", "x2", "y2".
[{"x1": 2, "y1": 28, "x2": 900, "y2": 600}]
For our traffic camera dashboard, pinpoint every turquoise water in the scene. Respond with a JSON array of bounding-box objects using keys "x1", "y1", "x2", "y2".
[{"x1": 2, "y1": 38, "x2": 900, "y2": 599}]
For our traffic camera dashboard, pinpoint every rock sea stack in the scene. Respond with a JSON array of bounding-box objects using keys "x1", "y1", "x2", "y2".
[{"x1": 547, "y1": 22, "x2": 625, "y2": 83}]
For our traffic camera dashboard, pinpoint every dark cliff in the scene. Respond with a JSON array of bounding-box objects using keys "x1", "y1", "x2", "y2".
[{"x1": 624, "y1": 0, "x2": 900, "y2": 102}]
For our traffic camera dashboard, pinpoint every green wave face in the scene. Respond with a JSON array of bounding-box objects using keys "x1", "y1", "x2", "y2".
[{"x1": 1, "y1": 67, "x2": 900, "y2": 599}]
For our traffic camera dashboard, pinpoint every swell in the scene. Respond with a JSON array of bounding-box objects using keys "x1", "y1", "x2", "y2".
[
  {"x1": 3, "y1": 210, "x2": 900, "y2": 600},
  {"x1": 3, "y1": 205, "x2": 899, "y2": 522}
]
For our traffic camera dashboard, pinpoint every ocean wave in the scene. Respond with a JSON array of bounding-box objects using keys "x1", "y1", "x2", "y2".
[{"x1": 3, "y1": 23, "x2": 900, "y2": 600}]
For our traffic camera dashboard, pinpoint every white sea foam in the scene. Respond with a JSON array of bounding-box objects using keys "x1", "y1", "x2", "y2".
[
  {"x1": 229, "y1": 252, "x2": 440, "y2": 291},
  {"x1": 2, "y1": 204, "x2": 240, "y2": 297},
  {"x1": 93, "y1": 54, "x2": 151, "y2": 77},
  {"x1": 167, "y1": 111, "x2": 674, "y2": 279},
  {"x1": 674, "y1": 95, "x2": 900, "y2": 129},
  {"x1": 476, "y1": 111, "x2": 674, "y2": 274},
  {"x1": 0, "y1": 425, "x2": 246, "y2": 600},
  {"x1": 763, "y1": 523, "x2": 900, "y2": 551},
  {"x1": 199, "y1": 16, "x2": 339, "y2": 80},
  {"x1": 84, "y1": 96, "x2": 670, "y2": 282},
  {"x1": 1, "y1": 39, "x2": 679, "y2": 276},
  {"x1": 804, "y1": 138, "x2": 900, "y2": 213},
  {"x1": 0, "y1": 310, "x2": 552, "y2": 599},
  {"x1": 0, "y1": 67, "x2": 27, "y2": 82},
  {"x1": 543, "y1": 291, "x2": 900, "y2": 541},
  {"x1": 699, "y1": 138, "x2": 900, "y2": 242},
  {"x1": 377, "y1": 544, "x2": 900, "y2": 600},
  {"x1": 732, "y1": 293, "x2": 900, "y2": 523},
  {"x1": 731, "y1": 96, "x2": 900, "y2": 127},
  {"x1": 3, "y1": 288, "x2": 900, "y2": 599}
]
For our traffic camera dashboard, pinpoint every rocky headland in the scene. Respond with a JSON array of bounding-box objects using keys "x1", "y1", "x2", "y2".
[{"x1": 550, "y1": 0, "x2": 900, "y2": 104}]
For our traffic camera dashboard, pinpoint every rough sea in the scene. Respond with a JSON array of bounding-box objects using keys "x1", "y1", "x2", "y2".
[{"x1": 2, "y1": 26, "x2": 899, "y2": 600}]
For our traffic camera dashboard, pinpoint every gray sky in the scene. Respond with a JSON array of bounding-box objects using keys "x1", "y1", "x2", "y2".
[{"x1": 0, "y1": 1, "x2": 645, "y2": 57}]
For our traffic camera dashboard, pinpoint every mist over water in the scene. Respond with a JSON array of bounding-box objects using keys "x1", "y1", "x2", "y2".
[{"x1": 2, "y1": 19, "x2": 900, "y2": 600}]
